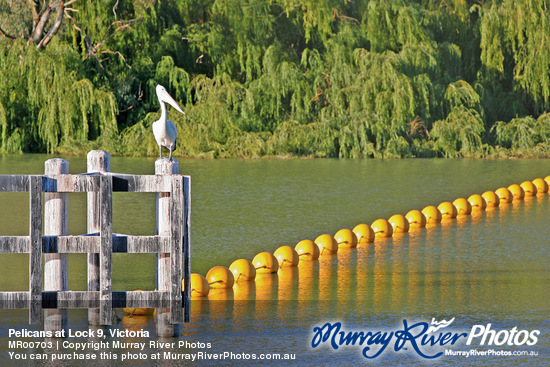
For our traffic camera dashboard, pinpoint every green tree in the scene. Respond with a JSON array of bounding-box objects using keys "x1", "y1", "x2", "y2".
[
  {"x1": 479, "y1": 0, "x2": 550, "y2": 113},
  {"x1": 0, "y1": 0, "x2": 548, "y2": 158},
  {"x1": 0, "y1": 39, "x2": 118, "y2": 153}
]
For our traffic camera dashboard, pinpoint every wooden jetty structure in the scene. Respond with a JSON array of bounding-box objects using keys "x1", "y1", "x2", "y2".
[{"x1": 0, "y1": 151, "x2": 190, "y2": 336}]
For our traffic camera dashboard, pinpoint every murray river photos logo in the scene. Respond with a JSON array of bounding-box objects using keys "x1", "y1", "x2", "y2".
[{"x1": 310, "y1": 318, "x2": 540, "y2": 359}]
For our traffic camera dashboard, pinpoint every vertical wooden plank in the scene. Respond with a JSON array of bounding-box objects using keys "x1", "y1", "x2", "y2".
[
  {"x1": 170, "y1": 176, "x2": 183, "y2": 323},
  {"x1": 87, "y1": 150, "x2": 110, "y2": 324},
  {"x1": 183, "y1": 176, "x2": 191, "y2": 323},
  {"x1": 155, "y1": 158, "x2": 179, "y2": 337},
  {"x1": 44, "y1": 159, "x2": 69, "y2": 332},
  {"x1": 99, "y1": 175, "x2": 113, "y2": 325},
  {"x1": 29, "y1": 176, "x2": 42, "y2": 324}
]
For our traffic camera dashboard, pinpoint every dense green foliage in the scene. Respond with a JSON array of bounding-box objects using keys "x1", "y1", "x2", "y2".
[{"x1": 1, "y1": 0, "x2": 549, "y2": 157}]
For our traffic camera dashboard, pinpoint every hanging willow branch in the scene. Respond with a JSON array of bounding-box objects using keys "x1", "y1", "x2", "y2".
[{"x1": 63, "y1": 3, "x2": 141, "y2": 68}]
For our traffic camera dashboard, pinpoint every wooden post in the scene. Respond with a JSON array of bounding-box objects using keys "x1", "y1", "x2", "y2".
[
  {"x1": 29, "y1": 176, "x2": 42, "y2": 324},
  {"x1": 87, "y1": 150, "x2": 110, "y2": 324},
  {"x1": 170, "y1": 176, "x2": 183, "y2": 323},
  {"x1": 183, "y1": 176, "x2": 191, "y2": 322},
  {"x1": 99, "y1": 175, "x2": 113, "y2": 325},
  {"x1": 156, "y1": 158, "x2": 179, "y2": 337},
  {"x1": 44, "y1": 159, "x2": 69, "y2": 331}
]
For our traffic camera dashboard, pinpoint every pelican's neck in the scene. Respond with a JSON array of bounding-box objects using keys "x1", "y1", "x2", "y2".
[{"x1": 159, "y1": 100, "x2": 167, "y2": 125}]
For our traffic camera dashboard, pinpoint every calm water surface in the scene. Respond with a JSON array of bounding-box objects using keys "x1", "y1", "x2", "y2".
[{"x1": 0, "y1": 155, "x2": 548, "y2": 366}]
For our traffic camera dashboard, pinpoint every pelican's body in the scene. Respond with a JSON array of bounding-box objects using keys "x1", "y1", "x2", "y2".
[{"x1": 153, "y1": 85, "x2": 184, "y2": 160}]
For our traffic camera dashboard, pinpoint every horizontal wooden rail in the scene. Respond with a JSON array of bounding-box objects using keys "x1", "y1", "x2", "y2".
[
  {"x1": 0, "y1": 235, "x2": 172, "y2": 253},
  {"x1": 43, "y1": 175, "x2": 100, "y2": 193},
  {"x1": 109, "y1": 173, "x2": 174, "y2": 192},
  {"x1": 0, "y1": 291, "x2": 173, "y2": 309},
  {"x1": 0, "y1": 236, "x2": 28, "y2": 253},
  {"x1": 0, "y1": 173, "x2": 180, "y2": 193},
  {"x1": 0, "y1": 175, "x2": 30, "y2": 192},
  {"x1": 0, "y1": 292, "x2": 29, "y2": 308}
]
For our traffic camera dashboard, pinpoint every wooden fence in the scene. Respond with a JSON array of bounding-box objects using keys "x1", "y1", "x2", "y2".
[{"x1": 0, "y1": 151, "x2": 190, "y2": 335}]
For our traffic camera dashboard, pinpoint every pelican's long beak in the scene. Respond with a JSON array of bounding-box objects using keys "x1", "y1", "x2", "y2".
[{"x1": 161, "y1": 89, "x2": 184, "y2": 114}]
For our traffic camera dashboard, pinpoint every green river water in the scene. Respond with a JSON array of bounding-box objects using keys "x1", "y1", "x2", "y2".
[{"x1": 0, "y1": 155, "x2": 548, "y2": 366}]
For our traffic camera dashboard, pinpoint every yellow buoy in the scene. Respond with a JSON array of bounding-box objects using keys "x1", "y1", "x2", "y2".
[
  {"x1": 438, "y1": 201, "x2": 457, "y2": 219},
  {"x1": 294, "y1": 239, "x2": 320, "y2": 260},
  {"x1": 452, "y1": 198, "x2": 471, "y2": 215},
  {"x1": 334, "y1": 228, "x2": 358, "y2": 248},
  {"x1": 123, "y1": 290, "x2": 154, "y2": 315},
  {"x1": 273, "y1": 246, "x2": 299, "y2": 268},
  {"x1": 467, "y1": 194, "x2": 486, "y2": 211},
  {"x1": 370, "y1": 219, "x2": 393, "y2": 237},
  {"x1": 352, "y1": 223, "x2": 375, "y2": 244},
  {"x1": 314, "y1": 234, "x2": 338, "y2": 255},
  {"x1": 229, "y1": 259, "x2": 256, "y2": 282},
  {"x1": 482, "y1": 191, "x2": 500, "y2": 207},
  {"x1": 520, "y1": 181, "x2": 537, "y2": 197},
  {"x1": 532, "y1": 178, "x2": 548, "y2": 194},
  {"x1": 508, "y1": 184, "x2": 525, "y2": 200},
  {"x1": 388, "y1": 214, "x2": 409, "y2": 233},
  {"x1": 544, "y1": 175, "x2": 550, "y2": 187},
  {"x1": 206, "y1": 266, "x2": 234, "y2": 289},
  {"x1": 252, "y1": 252, "x2": 279, "y2": 274},
  {"x1": 421, "y1": 205, "x2": 442, "y2": 224},
  {"x1": 495, "y1": 187, "x2": 512, "y2": 203},
  {"x1": 405, "y1": 210, "x2": 426, "y2": 228},
  {"x1": 208, "y1": 288, "x2": 234, "y2": 301},
  {"x1": 182, "y1": 273, "x2": 210, "y2": 297}
]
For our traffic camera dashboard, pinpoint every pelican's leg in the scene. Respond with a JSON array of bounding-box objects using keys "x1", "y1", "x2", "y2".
[
  {"x1": 169, "y1": 147, "x2": 173, "y2": 161},
  {"x1": 159, "y1": 145, "x2": 162, "y2": 158}
]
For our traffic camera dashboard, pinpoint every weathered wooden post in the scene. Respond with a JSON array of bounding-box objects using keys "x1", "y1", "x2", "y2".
[
  {"x1": 44, "y1": 159, "x2": 69, "y2": 332},
  {"x1": 87, "y1": 150, "x2": 110, "y2": 324},
  {"x1": 29, "y1": 175, "x2": 43, "y2": 324},
  {"x1": 183, "y1": 175, "x2": 191, "y2": 323},
  {"x1": 156, "y1": 158, "x2": 179, "y2": 337}
]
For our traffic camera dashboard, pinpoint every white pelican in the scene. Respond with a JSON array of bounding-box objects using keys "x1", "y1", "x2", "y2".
[{"x1": 153, "y1": 85, "x2": 184, "y2": 160}]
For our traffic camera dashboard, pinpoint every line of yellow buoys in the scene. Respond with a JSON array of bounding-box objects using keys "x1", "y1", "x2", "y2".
[{"x1": 183, "y1": 176, "x2": 549, "y2": 300}]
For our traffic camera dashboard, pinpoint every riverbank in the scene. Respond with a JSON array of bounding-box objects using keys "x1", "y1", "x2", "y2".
[{"x1": 13, "y1": 126, "x2": 547, "y2": 160}]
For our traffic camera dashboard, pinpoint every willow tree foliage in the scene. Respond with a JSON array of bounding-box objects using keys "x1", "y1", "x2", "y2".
[
  {"x1": 0, "y1": 39, "x2": 118, "y2": 153},
  {"x1": 363, "y1": 0, "x2": 427, "y2": 53},
  {"x1": 431, "y1": 107, "x2": 485, "y2": 157},
  {"x1": 492, "y1": 113, "x2": 550, "y2": 151},
  {"x1": 479, "y1": 0, "x2": 550, "y2": 113},
  {"x1": 0, "y1": 0, "x2": 548, "y2": 157}
]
